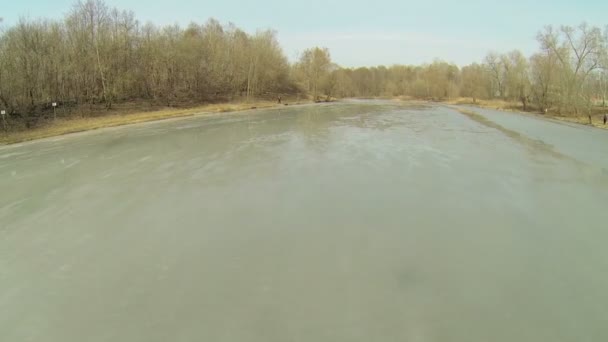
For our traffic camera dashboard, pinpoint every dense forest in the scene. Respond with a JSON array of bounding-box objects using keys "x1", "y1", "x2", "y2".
[{"x1": 1, "y1": 0, "x2": 607, "y2": 132}]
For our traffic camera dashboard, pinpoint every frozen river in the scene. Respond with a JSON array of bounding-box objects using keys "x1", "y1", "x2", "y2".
[{"x1": 1, "y1": 101, "x2": 607, "y2": 341}]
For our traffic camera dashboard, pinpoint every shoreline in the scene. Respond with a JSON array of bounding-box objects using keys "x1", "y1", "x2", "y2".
[
  {"x1": 0, "y1": 100, "x2": 308, "y2": 146},
  {"x1": 2, "y1": 97, "x2": 605, "y2": 146},
  {"x1": 442, "y1": 98, "x2": 608, "y2": 131}
]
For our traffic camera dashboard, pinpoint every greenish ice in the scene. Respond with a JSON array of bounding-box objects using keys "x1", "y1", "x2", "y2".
[{"x1": 1, "y1": 101, "x2": 607, "y2": 342}]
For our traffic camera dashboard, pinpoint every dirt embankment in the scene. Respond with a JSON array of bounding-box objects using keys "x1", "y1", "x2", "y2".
[{"x1": 0, "y1": 98, "x2": 308, "y2": 145}]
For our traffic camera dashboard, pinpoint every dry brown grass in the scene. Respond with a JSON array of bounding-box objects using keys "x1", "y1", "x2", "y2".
[
  {"x1": 447, "y1": 97, "x2": 608, "y2": 130},
  {"x1": 446, "y1": 97, "x2": 523, "y2": 111},
  {"x1": 551, "y1": 115, "x2": 608, "y2": 129},
  {"x1": 455, "y1": 108, "x2": 570, "y2": 160},
  {"x1": 0, "y1": 100, "x2": 290, "y2": 145}
]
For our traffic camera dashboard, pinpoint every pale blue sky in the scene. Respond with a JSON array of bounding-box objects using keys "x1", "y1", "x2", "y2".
[{"x1": 1, "y1": 0, "x2": 606, "y2": 66}]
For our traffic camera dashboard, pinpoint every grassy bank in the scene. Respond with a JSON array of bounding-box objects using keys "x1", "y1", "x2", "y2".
[
  {"x1": 0, "y1": 100, "x2": 304, "y2": 145},
  {"x1": 446, "y1": 97, "x2": 608, "y2": 130}
]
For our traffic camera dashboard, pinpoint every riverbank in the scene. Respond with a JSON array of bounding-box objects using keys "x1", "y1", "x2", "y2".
[
  {"x1": 0, "y1": 100, "x2": 304, "y2": 145},
  {"x1": 446, "y1": 97, "x2": 608, "y2": 130}
]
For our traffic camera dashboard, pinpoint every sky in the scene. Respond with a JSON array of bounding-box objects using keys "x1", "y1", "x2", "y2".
[{"x1": 1, "y1": 0, "x2": 607, "y2": 67}]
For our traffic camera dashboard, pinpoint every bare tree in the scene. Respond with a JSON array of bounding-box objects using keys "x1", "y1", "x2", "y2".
[
  {"x1": 296, "y1": 47, "x2": 331, "y2": 100},
  {"x1": 484, "y1": 52, "x2": 506, "y2": 98},
  {"x1": 461, "y1": 63, "x2": 490, "y2": 103},
  {"x1": 529, "y1": 52, "x2": 559, "y2": 112},
  {"x1": 537, "y1": 23, "x2": 605, "y2": 114},
  {"x1": 501, "y1": 50, "x2": 530, "y2": 110}
]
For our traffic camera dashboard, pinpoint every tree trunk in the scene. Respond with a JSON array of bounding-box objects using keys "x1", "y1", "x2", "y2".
[{"x1": 95, "y1": 41, "x2": 108, "y2": 105}]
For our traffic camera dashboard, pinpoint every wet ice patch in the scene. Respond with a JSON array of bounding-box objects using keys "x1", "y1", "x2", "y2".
[
  {"x1": 0, "y1": 197, "x2": 29, "y2": 218},
  {"x1": 100, "y1": 172, "x2": 113, "y2": 179},
  {"x1": 0, "y1": 152, "x2": 27, "y2": 159},
  {"x1": 64, "y1": 160, "x2": 81, "y2": 169}
]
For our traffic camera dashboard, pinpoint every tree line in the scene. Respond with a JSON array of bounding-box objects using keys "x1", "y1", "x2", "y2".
[
  {"x1": 1, "y1": 0, "x2": 607, "y2": 131},
  {"x1": 313, "y1": 23, "x2": 608, "y2": 116},
  {"x1": 0, "y1": 0, "x2": 296, "y2": 129}
]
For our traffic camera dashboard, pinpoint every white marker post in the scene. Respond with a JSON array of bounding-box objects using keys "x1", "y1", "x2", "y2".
[
  {"x1": 1, "y1": 110, "x2": 6, "y2": 132},
  {"x1": 52, "y1": 102, "x2": 57, "y2": 121}
]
